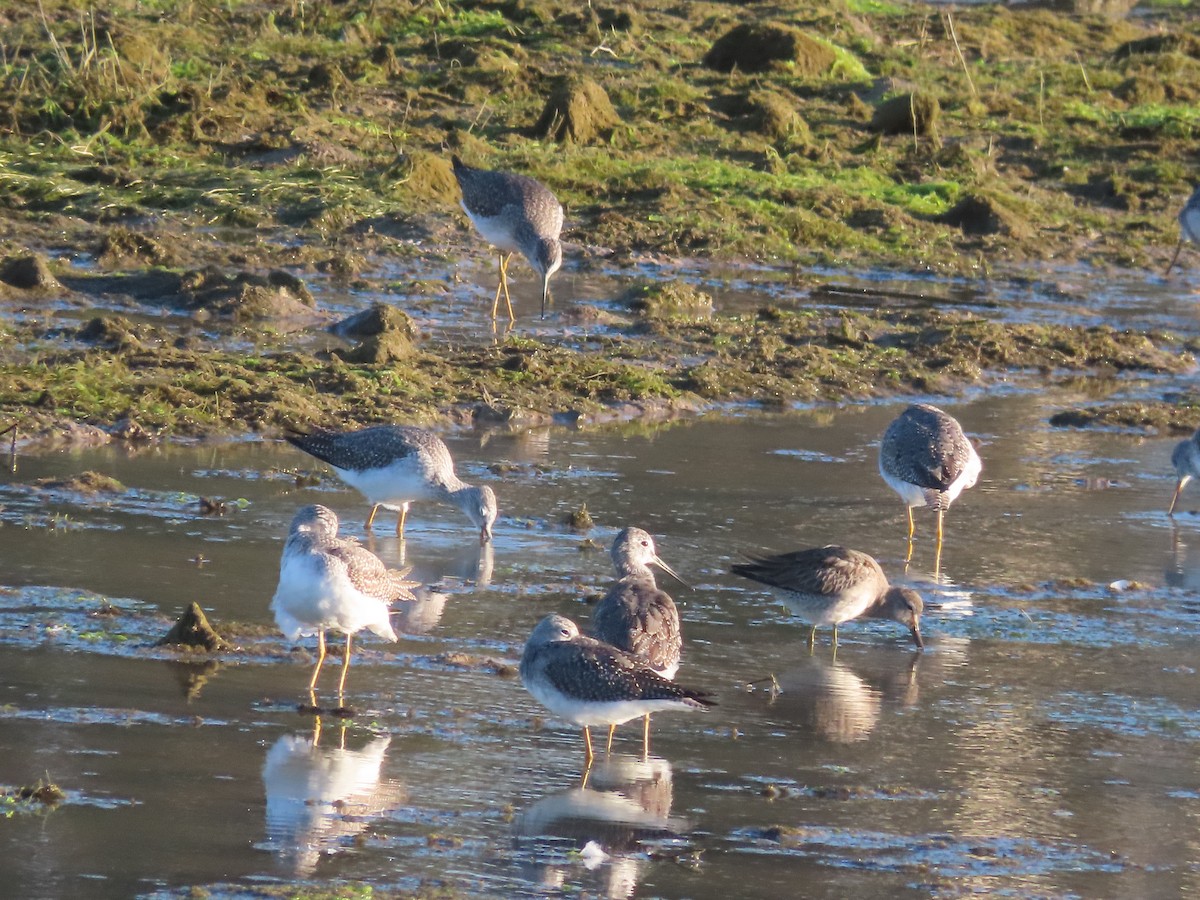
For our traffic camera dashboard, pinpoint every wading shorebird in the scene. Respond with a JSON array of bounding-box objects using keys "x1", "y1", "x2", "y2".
[
  {"x1": 285, "y1": 425, "x2": 497, "y2": 544},
  {"x1": 591, "y1": 527, "x2": 687, "y2": 755},
  {"x1": 451, "y1": 155, "x2": 563, "y2": 320},
  {"x1": 1165, "y1": 185, "x2": 1200, "y2": 276},
  {"x1": 732, "y1": 545, "x2": 924, "y2": 650},
  {"x1": 1169, "y1": 427, "x2": 1200, "y2": 516},
  {"x1": 879, "y1": 403, "x2": 981, "y2": 571},
  {"x1": 520, "y1": 614, "x2": 714, "y2": 767},
  {"x1": 271, "y1": 504, "x2": 418, "y2": 698}
]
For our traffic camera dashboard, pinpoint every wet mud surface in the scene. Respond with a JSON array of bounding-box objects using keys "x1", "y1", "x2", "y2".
[{"x1": 5, "y1": 396, "x2": 1200, "y2": 896}]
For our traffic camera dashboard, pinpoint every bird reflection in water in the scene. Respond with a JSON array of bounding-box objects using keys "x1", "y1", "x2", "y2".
[
  {"x1": 366, "y1": 535, "x2": 495, "y2": 590},
  {"x1": 261, "y1": 721, "x2": 404, "y2": 877},
  {"x1": 514, "y1": 754, "x2": 690, "y2": 899},
  {"x1": 759, "y1": 652, "x2": 922, "y2": 743}
]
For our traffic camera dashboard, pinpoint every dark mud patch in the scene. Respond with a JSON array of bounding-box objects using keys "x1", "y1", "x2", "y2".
[
  {"x1": 0, "y1": 253, "x2": 62, "y2": 294},
  {"x1": 1048, "y1": 393, "x2": 1200, "y2": 434},
  {"x1": 703, "y1": 23, "x2": 839, "y2": 76}
]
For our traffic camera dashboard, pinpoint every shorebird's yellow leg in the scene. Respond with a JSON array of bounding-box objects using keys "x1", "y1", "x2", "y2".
[
  {"x1": 492, "y1": 253, "x2": 515, "y2": 320},
  {"x1": 934, "y1": 509, "x2": 945, "y2": 577},
  {"x1": 606, "y1": 724, "x2": 616, "y2": 753},
  {"x1": 906, "y1": 506, "x2": 916, "y2": 540},
  {"x1": 396, "y1": 503, "x2": 408, "y2": 538},
  {"x1": 1169, "y1": 478, "x2": 1185, "y2": 516},
  {"x1": 831, "y1": 623, "x2": 839, "y2": 649},
  {"x1": 308, "y1": 630, "x2": 327, "y2": 691},
  {"x1": 365, "y1": 504, "x2": 381, "y2": 531},
  {"x1": 642, "y1": 714, "x2": 651, "y2": 760},
  {"x1": 808, "y1": 624, "x2": 817, "y2": 650},
  {"x1": 336, "y1": 633, "x2": 353, "y2": 697},
  {"x1": 583, "y1": 726, "x2": 595, "y2": 766}
]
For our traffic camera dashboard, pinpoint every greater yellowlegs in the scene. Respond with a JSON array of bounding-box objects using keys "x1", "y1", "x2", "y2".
[
  {"x1": 879, "y1": 403, "x2": 981, "y2": 569},
  {"x1": 520, "y1": 614, "x2": 714, "y2": 766},
  {"x1": 271, "y1": 504, "x2": 418, "y2": 696},
  {"x1": 1165, "y1": 185, "x2": 1200, "y2": 276},
  {"x1": 285, "y1": 425, "x2": 497, "y2": 544},
  {"x1": 1169, "y1": 427, "x2": 1200, "y2": 515},
  {"x1": 732, "y1": 545, "x2": 924, "y2": 649},
  {"x1": 451, "y1": 155, "x2": 563, "y2": 320},
  {"x1": 591, "y1": 527, "x2": 684, "y2": 754},
  {"x1": 263, "y1": 730, "x2": 401, "y2": 877}
]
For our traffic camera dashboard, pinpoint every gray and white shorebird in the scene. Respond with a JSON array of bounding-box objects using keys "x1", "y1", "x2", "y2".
[
  {"x1": 879, "y1": 403, "x2": 981, "y2": 569},
  {"x1": 451, "y1": 155, "x2": 563, "y2": 320},
  {"x1": 271, "y1": 504, "x2": 418, "y2": 696},
  {"x1": 1165, "y1": 185, "x2": 1200, "y2": 276},
  {"x1": 591, "y1": 527, "x2": 685, "y2": 755},
  {"x1": 285, "y1": 425, "x2": 497, "y2": 544},
  {"x1": 1169, "y1": 427, "x2": 1200, "y2": 515},
  {"x1": 732, "y1": 545, "x2": 924, "y2": 649},
  {"x1": 520, "y1": 614, "x2": 715, "y2": 766}
]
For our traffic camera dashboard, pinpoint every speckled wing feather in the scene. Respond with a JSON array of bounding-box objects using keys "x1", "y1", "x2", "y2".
[
  {"x1": 540, "y1": 637, "x2": 712, "y2": 706},
  {"x1": 592, "y1": 578, "x2": 681, "y2": 674},
  {"x1": 732, "y1": 546, "x2": 881, "y2": 597},
  {"x1": 452, "y1": 156, "x2": 560, "y2": 225},
  {"x1": 325, "y1": 539, "x2": 419, "y2": 603},
  {"x1": 881, "y1": 405, "x2": 974, "y2": 500},
  {"x1": 286, "y1": 426, "x2": 443, "y2": 472}
]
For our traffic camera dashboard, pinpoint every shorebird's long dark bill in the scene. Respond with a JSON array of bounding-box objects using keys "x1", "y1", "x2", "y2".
[
  {"x1": 541, "y1": 277, "x2": 551, "y2": 319},
  {"x1": 652, "y1": 555, "x2": 692, "y2": 590},
  {"x1": 911, "y1": 624, "x2": 925, "y2": 650}
]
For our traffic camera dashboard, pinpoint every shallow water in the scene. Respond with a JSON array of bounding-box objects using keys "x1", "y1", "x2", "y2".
[{"x1": 5, "y1": 378, "x2": 1200, "y2": 897}]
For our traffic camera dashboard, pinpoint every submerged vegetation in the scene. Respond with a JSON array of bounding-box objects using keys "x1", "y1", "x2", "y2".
[{"x1": 0, "y1": 0, "x2": 1197, "y2": 437}]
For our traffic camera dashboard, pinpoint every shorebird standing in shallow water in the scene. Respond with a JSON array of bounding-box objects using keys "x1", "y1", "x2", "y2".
[
  {"x1": 1169, "y1": 427, "x2": 1200, "y2": 515},
  {"x1": 271, "y1": 504, "x2": 418, "y2": 699},
  {"x1": 520, "y1": 614, "x2": 714, "y2": 767},
  {"x1": 451, "y1": 155, "x2": 563, "y2": 320},
  {"x1": 285, "y1": 425, "x2": 497, "y2": 544},
  {"x1": 1165, "y1": 185, "x2": 1200, "y2": 276},
  {"x1": 732, "y1": 545, "x2": 924, "y2": 650},
  {"x1": 879, "y1": 403, "x2": 981, "y2": 573},
  {"x1": 591, "y1": 527, "x2": 686, "y2": 755}
]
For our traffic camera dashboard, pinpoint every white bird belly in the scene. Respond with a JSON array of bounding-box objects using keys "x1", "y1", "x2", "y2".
[{"x1": 335, "y1": 462, "x2": 436, "y2": 509}]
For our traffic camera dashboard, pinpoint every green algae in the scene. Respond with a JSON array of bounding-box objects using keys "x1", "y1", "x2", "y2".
[
  {"x1": 0, "y1": 0, "x2": 1197, "y2": 440},
  {"x1": 0, "y1": 0, "x2": 1195, "y2": 268},
  {"x1": 0, "y1": 301, "x2": 1189, "y2": 440}
]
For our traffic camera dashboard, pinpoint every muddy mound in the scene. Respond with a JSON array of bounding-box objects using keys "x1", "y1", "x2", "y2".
[
  {"x1": 939, "y1": 195, "x2": 1031, "y2": 239},
  {"x1": 331, "y1": 303, "x2": 417, "y2": 364},
  {"x1": 622, "y1": 282, "x2": 714, "y2": 321},
  {"x1": 97, "y1": 228, "x2": 179, "y2": 269},
  {"x1": 78, "y1": 315, "x2": 155, "y2": 351},
  {"x1": 1114, "y1": 34, "x2": 1200, "y2": 60},
  {"x1": 34, "y1": 471, "x2": 126, "y2": 494},
  {"x1": 703, "y1": 23, "x2": 836, "y2": 76},
  {"x1": 870, "y1": 92, "x2": 941, "y2": 138},
  {"x1": 533, "y1": 77, "x2": 619, "y2": 145},
  {"x1": 180, "y1": 267, "x2": 315, "y2": 321},
  {"x1": 0, "y1": 253, "x2": 62, "y2": 293},
  {"x1": 155, "y1": 602, "x2": 231, "y2": 652},
  {"x1": 396, "y1": 150, "x2": 458, "y2": 204},
  {"x1": 712, "y1": 90, "x2": 812, "y2": 146}
]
